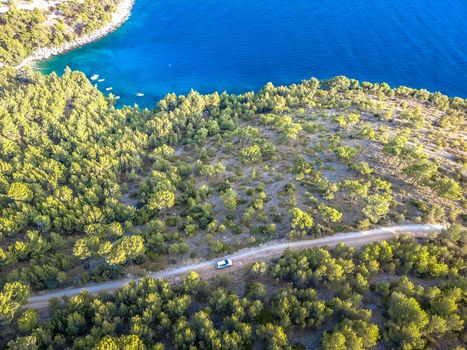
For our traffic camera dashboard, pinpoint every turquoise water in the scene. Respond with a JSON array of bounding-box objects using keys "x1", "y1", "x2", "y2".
[{"x1": 37, "y1": 0, "x2": 467, "y2": 107}]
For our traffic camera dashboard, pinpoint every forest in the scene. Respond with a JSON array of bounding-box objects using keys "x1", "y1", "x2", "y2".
[
  {"x1": 0, "y1": 0, "x2": 122, "y2": 65},
  {"x1": 0, "y1": 67, "x2": 465, "y2": 348},
  {"x1": 2, "y1": 228, "x2": 466, "y2": 349}
]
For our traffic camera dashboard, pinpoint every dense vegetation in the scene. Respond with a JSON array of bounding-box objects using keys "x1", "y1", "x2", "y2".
[
  {"x1": 0, "y1": 0, "x2": 122, "y2": 65},
  {"x1": 0, "y1": 67, "x2": 465, "y2": 347},
  {"x1": 2, "y1": 228, "x2": 466, "y2": 349}
]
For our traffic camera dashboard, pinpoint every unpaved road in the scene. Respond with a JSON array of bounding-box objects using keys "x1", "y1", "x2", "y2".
[{"x1": 26, "y1": 224, "x2": 444, "y2": 309}]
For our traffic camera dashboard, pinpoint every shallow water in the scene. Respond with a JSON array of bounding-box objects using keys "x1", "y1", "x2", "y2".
[{"x1": 37, "y1": 0, "x2": 467, "y2": 107}]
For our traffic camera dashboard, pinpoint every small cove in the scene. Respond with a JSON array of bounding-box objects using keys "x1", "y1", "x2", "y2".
[{"x1": 37, "y1": 0, "x2": 467, "y2": 107}]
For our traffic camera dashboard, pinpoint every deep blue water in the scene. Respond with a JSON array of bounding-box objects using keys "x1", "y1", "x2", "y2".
[{"x1": 37, "y1": 0, "x2": 467, "y2": 107}]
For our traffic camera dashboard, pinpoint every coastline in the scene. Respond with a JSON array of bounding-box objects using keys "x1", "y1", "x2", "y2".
[{"x1": 16, "y1": 0, "x2": 134, "y2": 69}]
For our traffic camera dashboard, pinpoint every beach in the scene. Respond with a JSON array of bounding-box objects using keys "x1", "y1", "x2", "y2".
[{"x1": 16, "y1": 0, "x2": 134, "y2": 68}]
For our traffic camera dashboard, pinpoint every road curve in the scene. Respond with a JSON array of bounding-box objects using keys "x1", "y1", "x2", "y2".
[{"x1": 26, "y1": 224, "x2": 444, "y2": 309}]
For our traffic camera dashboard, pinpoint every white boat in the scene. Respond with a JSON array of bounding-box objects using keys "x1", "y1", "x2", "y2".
[
  {"x1": 105, "y1": 87, "x2": 113, "y2": 91},
  {"x1": 115, "y1": 96, "x2": 121, "y2": 100},
  {"x1": 136, "y1": 92, "x2": 144, "y2": 97},
  {"x1": 90, "y1": 74, "x2": 99, "y2": 81},
  {"x1": 98, "y1": 78, "x2": 105, "y2": 82}
]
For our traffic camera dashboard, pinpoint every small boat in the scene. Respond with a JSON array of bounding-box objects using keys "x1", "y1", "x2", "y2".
[
  {"x1": 136, "y1": 92, "x2": 144, "y2": 97},
  {"x1": 98, "y1": 78, "x2": 105, "y2": 82},
  {"x1": 90, "y1": 74, "x2": 99, "y2": 80},
  {"x1": 106, "y1": 87, "x2": 113, "y2": 91},
  {"x1": 115, "y1": 96, "x2": 121, "y2": 100}
]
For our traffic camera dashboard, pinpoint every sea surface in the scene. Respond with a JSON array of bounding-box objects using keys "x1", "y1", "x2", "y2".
[{"x1": 37, "y1": 0, "x2": 467, "y2": 107}]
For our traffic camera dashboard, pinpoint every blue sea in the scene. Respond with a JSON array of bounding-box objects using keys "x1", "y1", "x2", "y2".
[{"x1": 37, "y1": 0, "x2": 467, "y2": 107}]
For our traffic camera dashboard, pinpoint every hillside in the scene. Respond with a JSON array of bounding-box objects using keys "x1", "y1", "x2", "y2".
[{"x1": 0, "y1": 68, "x2": 465, "y2": 348}]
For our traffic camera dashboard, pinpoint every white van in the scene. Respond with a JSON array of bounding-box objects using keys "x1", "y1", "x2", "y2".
[{"x1": 216, "y1": 259, "x2": 233, "y2": 269}]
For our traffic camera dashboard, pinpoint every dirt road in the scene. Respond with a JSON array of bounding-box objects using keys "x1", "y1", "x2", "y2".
[{"x1": 26, "y1": 224, "x2": 444, "y2": 309}]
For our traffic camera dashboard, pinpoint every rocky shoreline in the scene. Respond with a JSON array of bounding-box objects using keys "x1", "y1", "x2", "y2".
[{"x1": 16, "y1": 0, "x2": 134, "y2": 68}]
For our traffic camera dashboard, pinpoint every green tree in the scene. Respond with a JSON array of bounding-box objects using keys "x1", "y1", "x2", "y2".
[
  {"x1": 148, "y1": 190, "x2": 175, "y2": 210},
  {"x1": 256, "y1": 323, "x2": 289, "y2": 350},
  {"x1": 289, "y1": 208, "x2": 313, "y2": 238},
  {"x1": 251, "y1": 261, "x2": 267, "y2": 275},
  {"x1": 17, "y1": 309, "x2": 38, "y2": 333},
  {"x1": 6, "y1": 335, "x2": 37, "y2": 350},
  {"x1": 221, "y1": 188, "x2": 237, "y2": 212},
  {"x1": 318, "y1": 204, "x2": 343, "y2": 223},
  {"x1": 335, "y1": 146, "x2": 358, "y2": 162},
  {"x1": 239, "y1": 145, "x2": 262, "y2": 164},
  {"x1": 120, "y1": 335, "x2": 146, "y2": 350},
  {"x1": 234, "y1": 126, "x2": 260, "y2": 145},
  {"x1": 382, "y1": 132, "x2": 409, "y2": 159},
  {"x1": 403, "y1": 159, "x2": 437, "y2": 185},
  {"x1": 290, "y1": 208, "x2": 314, "y2": 230},
  {"x1": 432, "y1": 177, "x2": 463, "y2": 200},
  {"x1": 274, "y1": 115, "x2": 303, "y2": 142},
  {"x1": 66, "y1": 311, "x2": 86, "y2": 336},
  {"x1": 0, "y1": 282, "x2": 30, "y2": 324},
  {"x1": 182, "y1": 271, "x2": 201, "y2": 293},
  {"x1": 105, "y1": 235, "x2": 145, "y2": 265},
  {"x1": 73, "y1": 236, "x2": 100, "y2": 260},
  {"x1": 94, "y1": 336, "x2": 119, "y2": 350},
  {"x1": 7, "y1": 183, "x2": 33, "y2": 202},
  {"x1": 350, "y1": 161, "x2": 374, "y2": 175},
  {"x1": 322, "y1": 319, "x2": 379, "y2": 350},
  {"x1": 362, "y1": 194, "x2": 392, "y2": 223},
  {"x1": 385, "y1": 291, "x2": 429, "y2": 349},
  {"x1": 340, "y1": 179, "x2": 370, "y2": 203},
  {"x1": 322, "y1": 332, "x2": 346, "y2": 350}
]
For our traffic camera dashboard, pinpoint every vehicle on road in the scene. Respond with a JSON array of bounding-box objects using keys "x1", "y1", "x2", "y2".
[
  {"x1": 216, "y1": 259, "x2": 233, "y2": 269},
  {"x1": 25, "y1": 225, "x2": 444, "y2": 310}
]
